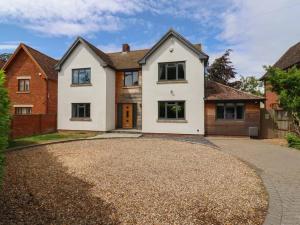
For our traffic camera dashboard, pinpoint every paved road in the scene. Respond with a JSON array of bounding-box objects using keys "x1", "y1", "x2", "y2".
[{"x1": 207, "y1": 137, "x2": 300, "y2": 225}]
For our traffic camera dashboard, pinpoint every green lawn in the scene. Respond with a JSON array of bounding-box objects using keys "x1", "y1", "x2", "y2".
[{"x1": 8, "y1": 132, "x2": 97, "y2": 149}]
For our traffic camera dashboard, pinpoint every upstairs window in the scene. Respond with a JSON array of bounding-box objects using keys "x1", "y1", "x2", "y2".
[
  {"x1": 159, "y1": 62, "x2": 185, "y2": 81},
  {"x1": 124, "y1": 71, "x2": 139, "y2": 87},
  {"x1": 158, "y1": 101, "x2": 185, "y2": 119},
  {"x1": 216, "y1": 103, "x2": 244, "y2": 120},
  {"x1": 15, "y1": 107, "x2": 32, "y2": 115},
  {"x1": 72, "y1": 68, "x2": 91, "y2": 85},
  {"x1": 72, "y1": 103, "x2": 90, "y2": 118},
  {"x1": 18, "y1": 79, "x2": 30, "y2": 92}
]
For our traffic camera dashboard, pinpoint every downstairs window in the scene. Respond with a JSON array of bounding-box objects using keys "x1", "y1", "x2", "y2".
[
  {"x1": 158, "y1": 101, "x2": 185, "y2": 119},
  {"x1": 216, "y1": 103, "x2": 244, "y2": 120},
  {"x1": 72, "y1": 103, "x2": 90, "y2": 118}
]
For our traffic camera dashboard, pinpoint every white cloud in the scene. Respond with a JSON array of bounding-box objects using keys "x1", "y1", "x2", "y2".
[
  {"x1": 0, "y1": 44, "x2": 18, "y2": 50},
  {"x1": 214, "y1": 0, "x2": 300, "y2": 77},
  {"x1": 0, "y1": 0, "x2": 145, "y2": 36}
]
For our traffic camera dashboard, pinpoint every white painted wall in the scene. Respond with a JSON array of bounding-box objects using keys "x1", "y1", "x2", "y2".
[
  {"x1": 57, "y1": 43, "x2": 115, "y2": 131},
  {"x1": 105, "y1": 67, "x2": 116, "y2": 130},
  {"x1": 142, "y1": 38, "x2": 205, "y2": 134}
]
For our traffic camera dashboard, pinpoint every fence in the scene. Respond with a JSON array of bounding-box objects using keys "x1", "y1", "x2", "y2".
[{"x1": 10, "y1": 114, "x2": 57, "y2": 139}]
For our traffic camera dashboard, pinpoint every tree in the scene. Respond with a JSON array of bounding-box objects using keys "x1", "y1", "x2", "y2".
[
  {"x1": 0, "y1": 53, "x2": 12, "y2": 62},
  {"x1": 266, "y1": 66, "x2": 300, "y2": 135},
  {"x1": 0, "y1": 70, "x2": 10, "y2": 188},
  {"x1": 239, "y1": 76, "x2": 263, "y2": 96},
  {"x1": 207, "y1": 49, "x2": 237, "y2": 86}
]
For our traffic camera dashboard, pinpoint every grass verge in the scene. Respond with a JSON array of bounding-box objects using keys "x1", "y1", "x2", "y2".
[
  {"x1": 286, "y1": 133, "x2": 300, "y2": 150},
  {"x1": 8, "y1": 132, "x2": 97, "y2": 149}
]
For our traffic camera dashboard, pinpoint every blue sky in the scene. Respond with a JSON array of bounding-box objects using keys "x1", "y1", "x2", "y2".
[{"x1": 1, "y1": 0, "x2": 300, "y2": 77}]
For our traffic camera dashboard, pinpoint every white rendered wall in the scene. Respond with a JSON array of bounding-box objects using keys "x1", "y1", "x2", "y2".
[
  {"x1": 57, "y1": 43, "x2": 114, "y2": 131},
  {"x1": 142, "y1": 38, "x2": 205, "y2": 134}
]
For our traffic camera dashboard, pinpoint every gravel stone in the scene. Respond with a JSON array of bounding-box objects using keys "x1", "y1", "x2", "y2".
[{"x1": 0, "y1": 139, "x2": 267, "y2": 225}]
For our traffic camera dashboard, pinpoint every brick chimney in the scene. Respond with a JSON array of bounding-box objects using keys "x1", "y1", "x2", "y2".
[{"x1": 122, "y1": 43, "x2": 130, "y2": 52}]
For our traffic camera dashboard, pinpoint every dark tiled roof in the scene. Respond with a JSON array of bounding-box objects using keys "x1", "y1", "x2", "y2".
[
  {"x1": 261, "y1": 42, "x2": 300, "y2": 80},
  {"x1": 0, "y1": 59, "x2": 5, "y2": 68},
  {"x1": 205, "y1": 80, "x2": 264, "y2": 101},
  {"x1": 107, "y1": 44, "x2": 203, "y2": 70},
  {"x1": 107, "y1": 49, "x2": 149, "y2": 70},
  {"x1": 23, "y1": 44, "x2": 58, "y2": 80},
  {"x1": 81, "y1": 38, "x2": 114, "y2": 68}
]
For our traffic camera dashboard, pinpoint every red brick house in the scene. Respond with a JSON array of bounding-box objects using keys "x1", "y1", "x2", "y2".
[
  {"x1": 3, "y1": 44, "x2": 58, "y2": 138},
  {"x1": 261, "y1": 42, "x2": 300, "y2": 109},
  {"x1": 205, "y1": 80, "x2": 264, "y2": 136}
]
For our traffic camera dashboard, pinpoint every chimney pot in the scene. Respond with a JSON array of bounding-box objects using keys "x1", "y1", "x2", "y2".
[{"x1": 122, "y1": 43, "x2": 130, "y2": 52}]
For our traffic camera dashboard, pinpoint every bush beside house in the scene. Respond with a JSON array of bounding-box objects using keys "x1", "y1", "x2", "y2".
[{"x1": 0, "y1": 70, "x2": 10, "y2": 187}]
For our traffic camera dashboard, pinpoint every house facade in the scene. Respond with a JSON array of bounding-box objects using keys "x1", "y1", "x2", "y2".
[
  {"x1": 3, "y1": 44, "x2": 58, "y2": 138},
  {"x1": 56, "y1": 29, "x2": 263, "y2": 136}
]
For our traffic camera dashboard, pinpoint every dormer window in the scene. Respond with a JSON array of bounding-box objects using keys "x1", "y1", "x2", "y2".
[{"x1": 159, "y1": 62, "x2": 185, "y2": 81}]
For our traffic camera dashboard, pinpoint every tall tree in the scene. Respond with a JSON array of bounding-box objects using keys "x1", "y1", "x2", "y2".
[
  {"x1": 0, "y1": 70, "x2": 10, "y2": 188},
  {"x1": 0, "y1": 53, "x2": 12, "y2": 62},
  {"x1": 207, "y1": 49, "x2": 237, "y2": 86},
  {"x1": 239, "y1": 76, "x2": 263, "y2": 96},
  {"x1": 266, "y1": 66, "x2": 300, "y2": 135}
]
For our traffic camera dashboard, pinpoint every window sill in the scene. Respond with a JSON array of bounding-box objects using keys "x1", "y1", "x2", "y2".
[
  {"x1": 157, "y1": 80, "x2": 188, "y2": 84},
  {"x1": 157, "y1": 119, "x2": 188, "y2": 123},
  {"x1": 16, "y1": 91, "x2": 30, "y2": 94},
  {"x1": 122, "y1": 85, "x2": 141, "y2": 89},
  {"x1": 70, "y1": 83, "x2": 92, "y2": 87},
  {"x1": 70, "y1": 117, "x2": 92, "y2": 121},
  {"x1": 215, "y1": 119, "x2": 245, "y2": 122}
]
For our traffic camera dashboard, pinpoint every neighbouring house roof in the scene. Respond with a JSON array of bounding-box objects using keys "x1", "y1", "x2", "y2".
[
  {"x1": 3, "y1": 44, "x2": 58, "y2": 80},
  {"x1": 260, "y1": 41, "x2": 300, "y2": 80},
  {"x1": 55, "y1": 37, "x2": 114, "y2": 71},
  {"x1": 0, "y1": 59, "x2": 5, "y2": 68},
  {"x1": 139, "y1": 29, "x2": 209, "y2": 65},
  {"x1": 205, "y1": 80, "x2": 265, "y2": 101}
]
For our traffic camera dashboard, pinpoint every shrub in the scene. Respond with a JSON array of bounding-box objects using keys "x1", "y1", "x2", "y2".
[
  {"x1": 286, "y1": 133, "x2": 300, "y2": 150},
  {"x1": 0, "y1": 70, "x2": 10, "y2": 187}
]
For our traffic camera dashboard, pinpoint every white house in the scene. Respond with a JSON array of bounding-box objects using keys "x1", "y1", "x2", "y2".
[{"x1": 55, "y1": 29, "x2": 209, "y2": 134}]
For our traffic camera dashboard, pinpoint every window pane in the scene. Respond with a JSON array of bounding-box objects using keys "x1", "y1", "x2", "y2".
[
  {"x1": 166, "y1": 102, "x2": 177, "y2": 118},
  {"x1": 178, "y1": 63, "x2": 185, "y2": 79},
  {"x1": 72, "y1": 104, "x2": 77, "y2": 117},
  {"x1": 167, "y1": 64, "x2": 176, "y2": 80},
  {"x1": 78, "y1": 105, "x2": 85, "y2": 117},
  {"x1": 216, "y1": 105, "x2": 224, "y2": 119},
  {"x1": 133, "y1": 72, "x2": 139, "y2": 86},
  {"x1": 159, "y1": 64, "x2": 166, "y2": 80},
  {"x1": 86, "y1": 104, "x2": 90, "y2": 117},
  {"x1": 225, "y1": 104, "x2": 235, "y2": 119},
  {"x1": 158, "y1": 102, "x2": 165, "y2": 118},
  {"x1": 18, "y1": 80, "x2": 24, "y2": 91},
  {"x1": 72, "y1": 70, "x2": 79, "y2": 84},
  {"x1": 25, "y1": 80, "x2": 29, "y2": 91},
  {"x1": 236, "y1": 105, "x2": 244, "y2": 119},
  {"x1": 177, "y1": 102, "x2": 185, "y2": 118},
  {"x1": 124, "y1": 72, "x2": 132, "y2": 86},
  {"x1": 72, "y1": 69, "x2": 90, "y2": 84}
]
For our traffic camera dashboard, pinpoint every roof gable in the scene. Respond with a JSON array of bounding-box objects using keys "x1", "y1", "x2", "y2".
[
  {"x1": 205, "y1": 80, "x2": 264, "y2": 101},
  {"x1": 55, "y1": 37, "x2": 114, "y2": 71},
  {"x1": 2, "y1": 44, "x2": 58, "y2": 80},
  {"x1": 260, "y1": 42, "x2": 300, "y2": 80},
  {"x1": 139, "y1": 29, "x2": 208, "y2": 65}
]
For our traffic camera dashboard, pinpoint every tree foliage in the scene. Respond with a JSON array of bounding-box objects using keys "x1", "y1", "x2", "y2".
[
  {"x1": 207, "y1": 49, "x2": 237, "y2": 86},
  {"x1": 266, "y1": 66, "x2": 300, "y2": 135},
  {"x1": 0, "y1": 53, "x2": 12, "y2": 62},
  {"x1": 239, "y1": 76, "x2": 263, "y2": 96},
  {"x1": 0, "y1": 70, "x2": 10, "y2": 188}
]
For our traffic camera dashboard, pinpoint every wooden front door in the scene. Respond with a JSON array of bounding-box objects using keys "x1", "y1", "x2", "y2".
[{"x1": 122, "y1": 104, "x2": 133, "y2": 128}]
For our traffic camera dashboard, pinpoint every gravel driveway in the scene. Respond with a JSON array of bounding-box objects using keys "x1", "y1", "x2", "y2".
[{"x1": 0, "y1": 139, "x2": 267, "y2": 225}]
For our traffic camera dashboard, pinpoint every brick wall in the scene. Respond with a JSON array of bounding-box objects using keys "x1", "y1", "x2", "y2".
[
  {"x1": 205, "y1": 101, "x2": 261, "y2": 136},
  {"x1": 115, "y1": 70, "x2": 142, "y2": 129},
  {"x1": 265, "y1": 81, "x2": 279, "y2": 110},
  {"x1": 11, "y1": 114, "x2": 57, "y2": 139},
  {"x1": 5, "y1": 48, "x2": 56, "y2": 114}
]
